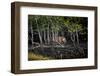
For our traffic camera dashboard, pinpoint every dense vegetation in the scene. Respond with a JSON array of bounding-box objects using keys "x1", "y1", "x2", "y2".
[{"x1": 28, "y1": 15, "x2": 88, "y2": 60}]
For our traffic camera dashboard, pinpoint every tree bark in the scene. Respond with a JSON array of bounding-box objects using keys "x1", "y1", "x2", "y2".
[
  {"x1": 52, "y1": 30, "x2": 54, "y2": 41},
  {"x1": 43, "y1": 28, "x2": 46, "y2": 44},
  {"x1": 70, "y1": 32, "x2": 76, "y2": 47},
  {"x1": 47, "y1": 24, "x2": 50, "y2": 44},
  {"x1": 35, "y1": 18, "x2": 43, "y2": 45},
  {"x1": 76, "y1": 31, "x2": 79, "y2": 46},
  {"x1": 30, "y1": 20, "x2": 34, "y2": 47}
]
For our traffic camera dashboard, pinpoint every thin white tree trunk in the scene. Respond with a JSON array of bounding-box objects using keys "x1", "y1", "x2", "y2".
[
  {"x1": 47, "y1": 24, "x2": 50, "y2": 44},
  {"x1": 76, "y1": 31, "x2": 79, "y2": 46},
  {"x1": 35, "y1": 18, "x2": 43, "y2": 45},
  {"x1": 52, "y1": 30, "x2": 54, "y2": 41},
  {"x1": 70, "y1": 32, "x2": 76, "y2": 47},
  {"x1": 43, "y1": 29, "x2": 46, "y2": 44},
  {"x1": 30, "y1": 21, "x2": 34, "y2": 47}
]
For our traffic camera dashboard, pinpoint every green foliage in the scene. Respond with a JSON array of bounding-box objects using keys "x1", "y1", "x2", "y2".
[
  {"x1": 29, "y1": 15, "x2": 65, "y2": 32},
  {"x1": 64, "y1": 17, "x2": 83, "y2": 33},
  {"x1": 29, "y1": 16, "x2": 85, "y2": 33}
]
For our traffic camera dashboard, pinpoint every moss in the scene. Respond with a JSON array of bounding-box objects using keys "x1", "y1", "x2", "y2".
[{"x1": 28, "y1": 51, "x2": 51, "y2": 60}]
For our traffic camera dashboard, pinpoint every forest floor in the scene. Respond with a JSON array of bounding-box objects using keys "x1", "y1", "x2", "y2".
[{"x1": 28, "y1": 43, "x2": 88, "y2": 61}]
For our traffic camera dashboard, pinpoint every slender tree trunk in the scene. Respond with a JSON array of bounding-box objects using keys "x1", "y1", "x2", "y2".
[
  {"x1": 52, "y1": 30, "x2": 54, "y2": 41},
  {"x1": 43, "y1": 29, "x2": 46, "y2": 44},
  {"x1": 55, "y1": 31, "x2": 58, "y2": 42},
  {"x1": 45, "y1": 29, "x2": 47, "y2": 44},
  {"x1": 50, "y1": 31, "x2": 52, "y2": 42},
  {"x1": 70, "y1": 32, "x2": 76, "y2": 47},
  {"x1": 54, "y1": 31, "x2": 56, "y2": 42},
  {"x1": 76, "y1": 31, "x2": 79, "y2": 46},
  {"x1": 56, "y1": 31, "x2": 59, "y2": 42},
  {"x1": 35, "y1": 17, "x2": 45, "y2": 55},
  {"x1": 49, "y1": 31, "x2": 51, "y2": 42},
  {"x1": 30, "y1": 20, "x2": 34, "y2": 47},
  {"x1": 35, "y1": 18, "x2": 43, "y2": 45},
  {"x1": 49, "y1": 18, "x2": 55, "y2": 44},
  {"x1": 47, "y1": 24, "x2": 50, "y2": 44}
]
